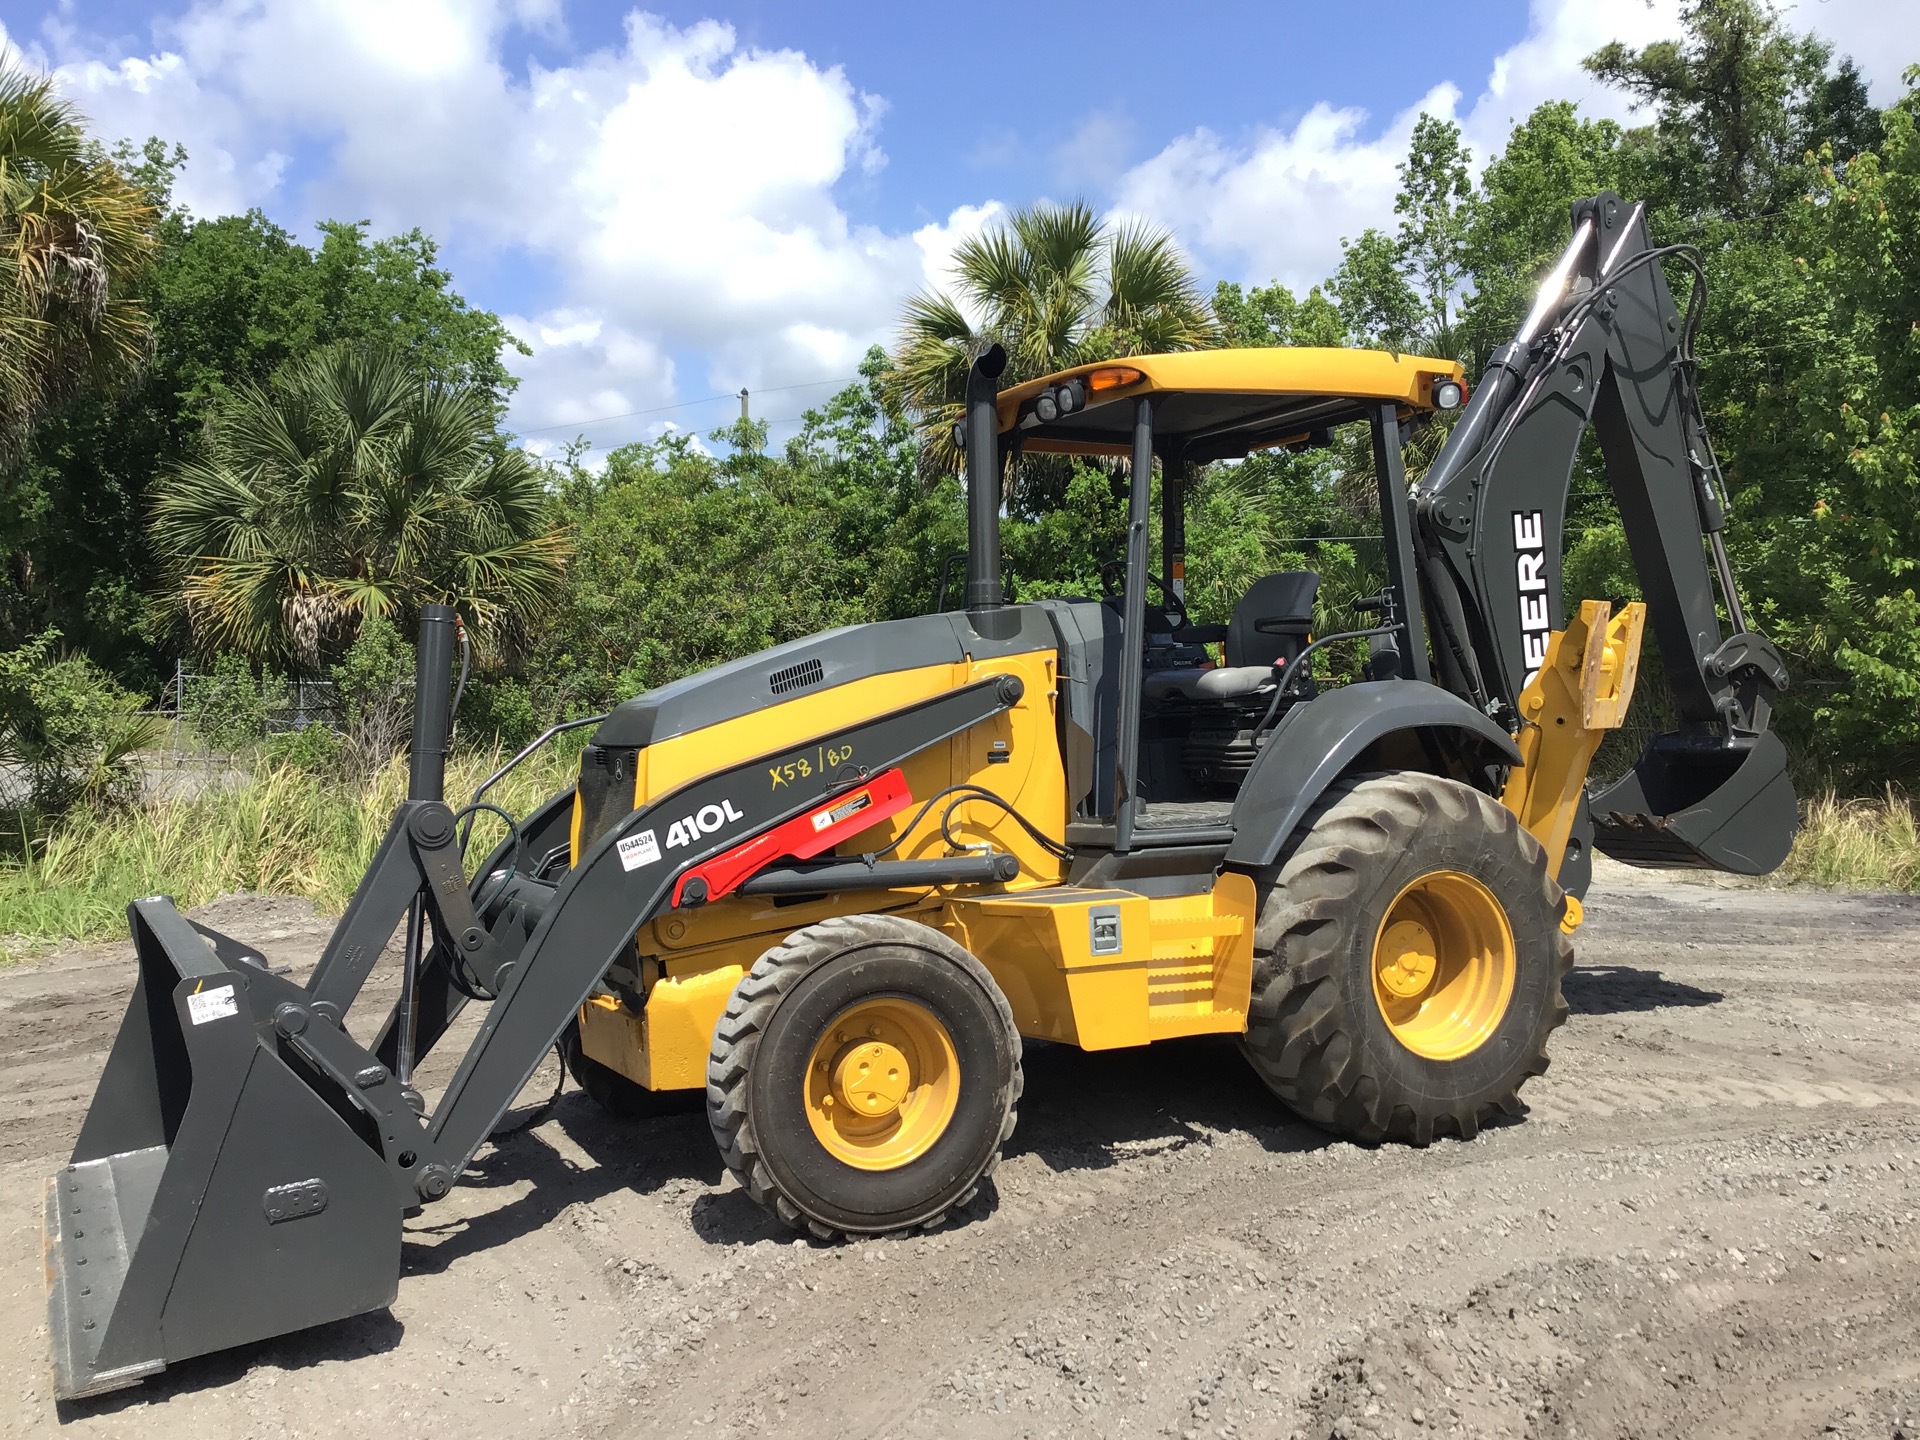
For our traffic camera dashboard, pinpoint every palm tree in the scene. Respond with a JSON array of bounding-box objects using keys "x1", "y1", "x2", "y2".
[
  {"x1": 889, "y1": 202, "x2": 1215, "y2": 498},
  {"x1": 0, "y1": 56, "x2": 156, "y2": 462},
  {"x1": 151, "y1": 344, "x2": 567, "y2": 668}
]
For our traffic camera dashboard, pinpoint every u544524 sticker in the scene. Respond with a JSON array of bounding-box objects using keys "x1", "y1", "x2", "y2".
[{"x1": 617, "y1": 829, "x2": 661, "y2": 871}]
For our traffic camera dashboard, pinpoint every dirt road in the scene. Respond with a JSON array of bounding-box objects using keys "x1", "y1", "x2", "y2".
[{"x1": 3, "y1": 865, "x2": 1917, "y2": 1440}]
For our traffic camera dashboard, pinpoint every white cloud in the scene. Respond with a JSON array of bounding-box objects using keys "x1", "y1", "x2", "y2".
[
  {"x1": 1788, "y1": 0, "x2": 1920, "y2": 100},
  {"x1": 1111, "y1": 83, "x2": 1462, "y2": 294},
  {"x1": 33, "y1": 4, "x2": 993, "y2": 438},
  {"x1": 1460, "y1": 0, "x2": 1686, "y2": 159},
  {"x1": 1052, "y1": 109, "x2": 1135, "y2": 189},
  {"x1": 1114, "y1": 0, "x2": 1914, "y2": 294}
]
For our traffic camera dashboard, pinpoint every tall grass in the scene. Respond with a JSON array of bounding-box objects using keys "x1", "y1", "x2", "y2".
[
  {"x1": 0, "y1": 745, "x2": 579, "y2": 953},
  {"x1": 1781, "y1": 787, "x2": 1920, "y2": 892},
  {"x1": 5, "y1": 755, "x2": 1915, "y2": 956}
]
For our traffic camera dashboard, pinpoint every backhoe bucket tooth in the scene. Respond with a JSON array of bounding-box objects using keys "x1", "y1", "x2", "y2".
[
  {"x1": 44, "y1": 898, "x2": 400, "y2": 1401},
  {"x1": 1589, "y1": 729, "x2": 1796, "y2": 875}
]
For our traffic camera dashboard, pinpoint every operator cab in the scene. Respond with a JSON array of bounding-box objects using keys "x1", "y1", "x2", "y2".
[{"x1": 980, "y1": 348, "x2": 1466, "y2": 858}]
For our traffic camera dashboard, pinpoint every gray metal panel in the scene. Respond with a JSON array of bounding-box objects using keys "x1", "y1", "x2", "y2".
[
  {"x1": 1226, "y1": 682, "x2": 1521, "y2": 869},
  {"x1": 46, "y1": 900, "x2": 404, "y2": 1400},
  {"x1": 1032, "y1": 598, "x2": 1123, "y2": 818},
  {"x1": 593, "y1": 609, "x2": 1058, "y2": 748},
  {"x1": 45, "y1": 1150, "x2": 169, "y2": 1399}
]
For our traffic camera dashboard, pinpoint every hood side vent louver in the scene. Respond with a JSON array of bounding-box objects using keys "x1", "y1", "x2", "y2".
[{"x1": 768, "y1": 658, "x2": 824, "y2": 695}]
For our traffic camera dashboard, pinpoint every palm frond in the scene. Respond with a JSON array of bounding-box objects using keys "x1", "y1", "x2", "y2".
[{"x1": 149, "y1": 340, "x2": 566, "y2": 668}]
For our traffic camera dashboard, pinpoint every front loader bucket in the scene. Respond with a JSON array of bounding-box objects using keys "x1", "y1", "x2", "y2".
[
  {"x1": 44, "y1": 898, "x2": 400, "y2": 1401},
  {"x1": 1589, "y1": 728, "x2": 1797, "y2": 874}
]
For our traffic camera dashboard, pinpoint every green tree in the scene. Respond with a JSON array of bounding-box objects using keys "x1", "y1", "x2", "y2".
[
  {"x1": 1585, "y1": 0, "x2": 1844, "y2": 222},
  {"x1": 1, "y1": 158, "x2": 526, "y2": 682},
  {"x1": 889, "y1": 202, "x2": 1215, "y2": 495},
  {"x1": 0, "y1": 58, "x2": 157, "y2": 462},
  {"x1": 1393, "y1": 114, "x2": 1474, "y2": 345},
  {"x1": 1327, "y1": 116, "x2": 1475, "y2": 358},
  {"x1": 1329, "y1": 228, "x2": 1422, "y2": 351},
  {"x1": 150, "y1": 343, "x2": 565, "y2": 668},
  {"x1": 1211, "y1": 278, "x2": 1344, "y2": 348}
]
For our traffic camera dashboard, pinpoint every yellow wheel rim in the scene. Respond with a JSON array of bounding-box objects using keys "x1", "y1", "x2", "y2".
[
  {"x1": 803, "y1": 997, "x2": 960, "y2": 1171},
  {"x1": 1371, "y1": 870, "x2": 1516, "y2": 1061}
]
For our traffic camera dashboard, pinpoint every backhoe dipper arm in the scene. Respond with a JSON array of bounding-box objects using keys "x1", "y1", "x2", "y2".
[
  {"x1": 1413, "y1": 193, "x2": 1796, "y2": 875},
  {"x1": 1415, "y1": 192, "x2": 1787, "y2": 738}
]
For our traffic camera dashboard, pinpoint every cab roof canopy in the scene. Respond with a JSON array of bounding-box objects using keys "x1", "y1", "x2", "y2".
[{"x1": 996, "y1": 347, "x2": 1466, "y2": 465}]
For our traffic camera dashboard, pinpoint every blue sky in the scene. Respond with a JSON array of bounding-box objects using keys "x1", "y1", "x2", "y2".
[{"x1": 6, "y1": 1, "x2": 1911, "y2": 452}]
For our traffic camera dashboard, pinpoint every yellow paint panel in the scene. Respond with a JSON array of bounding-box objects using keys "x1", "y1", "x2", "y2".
[
  {"x1": 641, "y1": 648, "x2": 1068, "y2": 962},
  {"x1": 942, "y1": 872, "x2": 1256, "y2": 1049},
  {"x1": 1142, "y1": 872, "x2": 1256, "y2": 1040},
  {"x1": 576, "y1": 965, "x2": 744, "y2": 1092},
  {"x1": 943, "y1": 888, "x2": 1152, "y2": 1049}
]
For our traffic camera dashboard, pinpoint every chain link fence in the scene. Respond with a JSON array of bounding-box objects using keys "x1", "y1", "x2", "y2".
[{"x1": 131, "y1": 665, "x2": 354, "y2": 793}]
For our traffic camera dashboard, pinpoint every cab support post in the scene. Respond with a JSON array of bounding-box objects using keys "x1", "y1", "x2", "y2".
[
  {"x1": 1113, "y1": 395, "x2": 1154, "y2": 851},
  {"x1": 1372, "y1": 404, "x2": 1432, "y2": 683}
]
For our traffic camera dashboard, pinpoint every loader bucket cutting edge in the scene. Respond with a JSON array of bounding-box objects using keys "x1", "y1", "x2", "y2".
[
  {"x1": 1589, "y1": 728, "x2": 1797, "y2": 875},
  {"x1": 44, "y1": 898, "x2": 401, "y2": 1402}
]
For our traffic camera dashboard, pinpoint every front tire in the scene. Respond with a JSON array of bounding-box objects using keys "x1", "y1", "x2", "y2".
[
  {"x1": 707, "y1": 915, "x2": 1021, "y2": 1239},
  {"x1": 1241, "y1": 771, "x2": 1571, "y2": 1145}
]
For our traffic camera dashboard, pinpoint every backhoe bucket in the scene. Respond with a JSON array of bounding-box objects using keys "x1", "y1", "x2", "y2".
[
  {"x1": 1589, "y1": 728, "x2": 1797, "y2": 874},
  {"x1": 44, "y1": 898, "x2": 400, "y2": 1401}
]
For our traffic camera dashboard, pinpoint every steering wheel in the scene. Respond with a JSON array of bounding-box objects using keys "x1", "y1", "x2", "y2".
[{"x1": 1099, "y1": 560, "x2": 1190, "y2": 632}]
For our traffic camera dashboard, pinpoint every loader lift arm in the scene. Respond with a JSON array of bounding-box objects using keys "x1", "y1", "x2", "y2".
[
  {"x1": 1414, "y1": 191, "x2": 1795, "y2": 874},
  {"x1": 42, "y1": 625, "x2": 1025, "y2": 1400}
]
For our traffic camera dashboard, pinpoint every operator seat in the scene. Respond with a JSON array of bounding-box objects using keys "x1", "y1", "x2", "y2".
[{"x1": 1144, "y1": 570, "x2": 1319, "y2": 701}]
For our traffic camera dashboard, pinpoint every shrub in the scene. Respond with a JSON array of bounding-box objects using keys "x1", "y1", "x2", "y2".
[
  {"x1": 333, "y1": 615, "x2": 413, "y2": 778},
  {"x1": 185, "y1": 651, "x2": 281, "y2": 753},
  {"x1": 0, "y1": 631, "x2": 160, "y2": 814},
  {"x1": 262, "y1": 722, "x2": 344, "y2": 774},
  {"x1": 458, "y1": 676, "x2": 539, "y2": 751}
]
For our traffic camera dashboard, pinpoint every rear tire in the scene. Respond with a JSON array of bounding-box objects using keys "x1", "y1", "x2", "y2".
[
  {"x1": 707, "y1": 915, "x2": 1021, "y2": 1240},
  {"x1": 1241, "y1": 771, "x2": 1571, "y2": 1145}
]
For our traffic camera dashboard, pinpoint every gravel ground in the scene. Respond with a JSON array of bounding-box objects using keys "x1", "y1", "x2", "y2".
[{"x1": 2, "y1": 860, "x2": 1916, "y2": 1440}]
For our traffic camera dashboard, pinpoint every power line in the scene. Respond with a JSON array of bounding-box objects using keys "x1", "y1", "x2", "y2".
[{"x1": 512, "y1": 374, "x2": 859, "y2": 436}]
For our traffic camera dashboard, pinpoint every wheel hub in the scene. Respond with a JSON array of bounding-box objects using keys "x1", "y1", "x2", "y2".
[
  {"x1": 830, "y1": 1038, "x2": 911, "y2": 1119},
  {"x1": 1376, "y1": 918, "x2": 1438, "y2": 998},
  {"x1": 804, "y1": 998, "x2": 961, "y2": 1171},
  {"x1": 1371, "y1": 870, "x2": 1518, "y2": 1062}
]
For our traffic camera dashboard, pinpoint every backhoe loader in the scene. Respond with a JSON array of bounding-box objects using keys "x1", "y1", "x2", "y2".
[{"x1": 45, "y1": 192, "x2": 1796, "y2": 1398}]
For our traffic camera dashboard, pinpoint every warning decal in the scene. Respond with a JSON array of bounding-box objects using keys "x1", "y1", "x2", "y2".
[{"x1": 188, "y1": 984, "x2": 239, "y2": 1025}]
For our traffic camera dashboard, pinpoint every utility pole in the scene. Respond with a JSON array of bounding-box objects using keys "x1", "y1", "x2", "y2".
[{"x1": 730, "y1": 387, "x2": 754, "y2": 458}]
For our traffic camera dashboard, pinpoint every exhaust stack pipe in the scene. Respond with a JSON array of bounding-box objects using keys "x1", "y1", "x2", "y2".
[
  {"x1": 964, "y1": 344, "x2": 1008, "y2": 612},
  {"x1": 408, "y1": 604, "x2": 457, "y2": 803}
]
